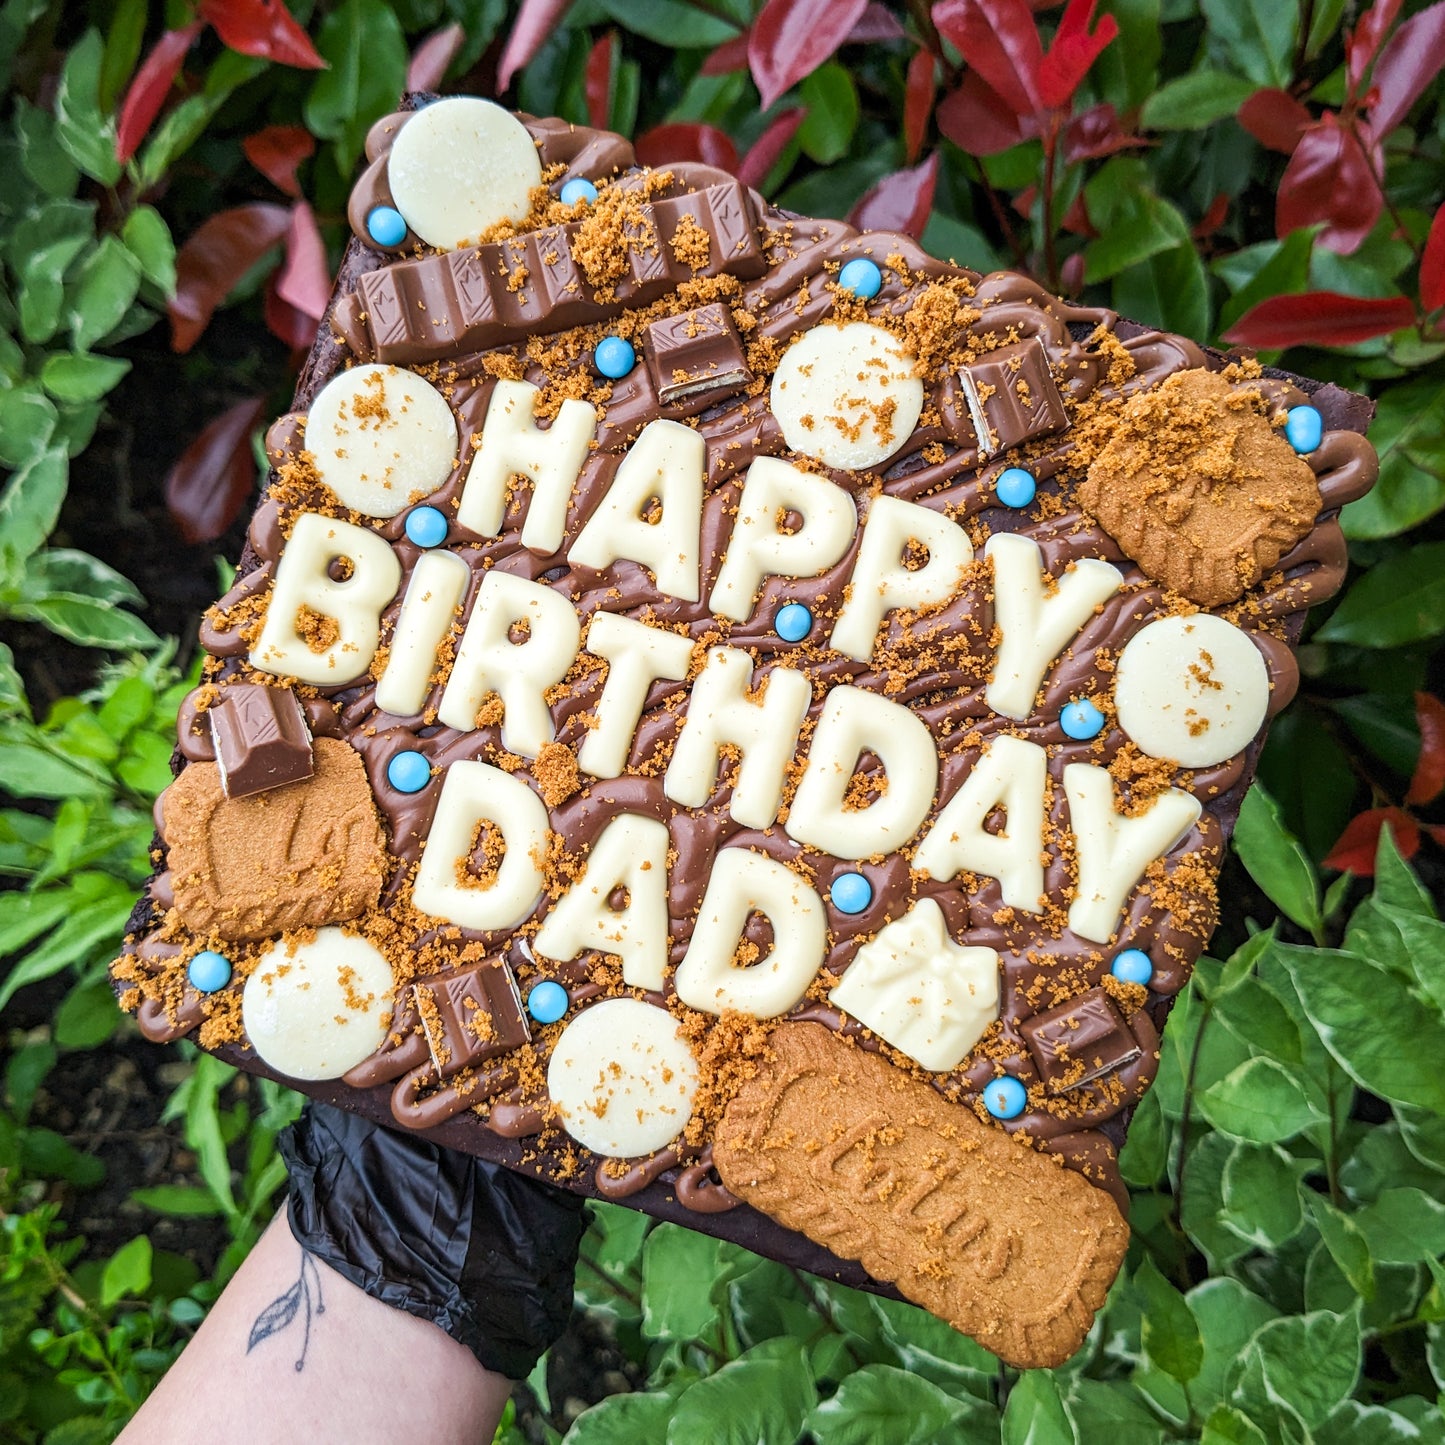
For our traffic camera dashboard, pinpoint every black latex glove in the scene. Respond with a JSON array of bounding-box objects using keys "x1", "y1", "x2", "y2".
[{"x1": 278, "y1": 1101, "x2": 586, "y2": 1379}]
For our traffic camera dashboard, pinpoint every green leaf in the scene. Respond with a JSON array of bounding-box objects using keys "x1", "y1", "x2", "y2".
[
  {"x1": 1201, "y1": 0, "x2": 1297, "y2": 88},
  {"x1": 1229, "y1": 1306, "x2": 1361, "y2": 1430},
  {"x1": 1001, "y1": 1370, "x2": 1077, "y2": 1444},
  {"x1": 1341, "y1": 378, "x2": 1445, "y2": 541},
  {"x1": 666, "y1": 1338, "x2": 816, "y2": 1445},
  {"x1": 806, "y1": 1363, "x2": 985, "y2": 1445},
  {"x1": 9, "y1": 592, "x2": 159, "y2": 650},
  {"x1": 0, "y1": 383, "x2": 58, "y2": 467},
  {"x1": 14, "y1": 97, "x2": 80, "y2": 198},
  {"x1": 1188, "y1": 1278, "x2": 1280, "y2": 1411},
  {"x1": 922, "y1": 212, "x2": 1004, "y2": 274},
  {"x1": 1221, "y1": 1142, "x2": 1303, "y2": 1248},
  {"x1": 1233, "y1": 784, "x2": 1322, "y2": 934},
  {"x1": 0, "y1": 738, "x2": 106, "y2": 800},
  {"x1": 101, "y1": 1235, "x2": 153, "y2": 1307},
  {"x1": 0, "y1": 889, "x2": 72, "y2": 958},
  {"x1": 1355, "y1": 1188, "x2": 1445, "y2": 1265},
  {"x1": 0, "y1": 642, "x2": 27, "y2": 718},
  {"x1": 1135, "y1": 1257, "x2": 1203, "y2": 1382},
  {"x1": 68, "y1": 234, "x2": 142, "y2": 349},
  {"x1": 305, "y1": 0, "x2": 409, "y2": 175},
  {"x1": 1306, "y1": 1192, "x2": 1376, "y2": 1300},
  {"x1": 1201, "y1": 1406, "x2": 1270, "y2": 1445},
  {"x1": 1112, "y1": 241, "x2": 1211, "y2": 343},
  {"x1": 1199, "y1": 1056, "x2": 1326, "y2": 1143},
  {"x1": 593, "y1": 0, "x2": 738, "y2": 47},
  {"x1": 1083, "y1": 183, "x2": 1190, "y2": 283},
  {"x1": 1315, "y1": 543, "x2": 1445, "y2": 648},
  {"x1": 53, "y1": 976, "x2": 121, "y2": 1047},
  {"x1": 797, "y1": 64, "x2": 859, "y2": 165},
  {"x1": 0, "y1": 446, "x2": 67, "y2": 578},
  {"x1": 39, "y1": 352, "x2": 130, "y2": 403},
  {"x1": 641, "y1": 1225, "x2": 735, "y2": 1341},
  {"x1": 100, "y1": 0, "x2": 147, "y2": 109},
  {"x1": 1217, "y1": 228, "x2": 1314, "y2": 338},
  {"x1": 121, "y1": 204, "x2": 177, "y2": 294},
  {"x1": 0, "y1": 888, "x2": 133, "y2": 1009},
  {"x1": 1141, "y1": 69, "x2": 1257, "y2": 129},
  {"x1": 21, "y1": 1125, "x2": 104, "y2": 1185},
  {"x1": 131, "y1": 1184, "x2": 228, "y2": 1218},
  {"x1": 54, "y1": 30, "x2": 122, "y2": 184},
  {"x1": 567, "y1": 1392, "x2": 675, "y2": 1444},
  {"x1": 1373, "y1": 823, "x2": 1437, "y2": 917},
  {"x1": 22, "y1": 548, "x2": 145, "y2": 608},
  {"x1": 97, "y1": 672, "x2": 155, "y2": 735},
  {"x1": 135, "y1": 89, "x2": 233, "y2": 192}
]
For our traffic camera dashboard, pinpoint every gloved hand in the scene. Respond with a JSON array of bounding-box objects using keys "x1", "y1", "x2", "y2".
[{"x1": 278, "y1": 1101, "x2": 587, "y2": 1379}]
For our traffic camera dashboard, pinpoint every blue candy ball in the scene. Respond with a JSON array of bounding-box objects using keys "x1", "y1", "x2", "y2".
[
  {"x1": 595, "y1": 336, "x2": 636, "y2": 379},
  {"x1": 560, "y1": 177, "x2": 598, "y2": 207},
  {"x1": 837, "y1": 257, "x2": 883, "y2": 299},
  {"x1": 995, "y1": 467, "x2": 1037, "y2": 509},
  {"x1": 188, "y1": 949, "x2": 232, "y2": 993},
  {"x1": 528, "y1": 980, "x2": 570, "y2": 1025},
  {"x1": 1060, "y1": 698, "x2": 1106, "y2": 740},
  {"x1": 775, "y1": 602, "x2": 813, "y2": 642},
  {"x1": 830, "y1": 872, "x2": 873, "y2": 914},
  {"x1": 404, "y1": 505, "x2": 449, "y2": 548},
  {"x1": 983, "y1": 1076, "x2": 1028, "y2": 1120},
  {"x1": 387, "y1": 750, "x2": 432, "y2": 793},
  {"x1": 1284, "y1": 405, "x2": 1323, "y2": 454},
  {"x1": 366, "y1": 206, "x2": 408, "y2": 248},
  {"x1": 1111, "y1": 949, "x2": 1154, "y2": 987}
]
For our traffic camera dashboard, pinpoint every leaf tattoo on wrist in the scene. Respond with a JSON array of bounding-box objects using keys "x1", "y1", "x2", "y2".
[{"x1": 247, "y1": 1247, "x2": 325, "y2": 1372}]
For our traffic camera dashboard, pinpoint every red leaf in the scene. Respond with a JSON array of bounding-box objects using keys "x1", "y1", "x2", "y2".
[
  {"x1": 634, "y1": 123, "x2": 739, "y2": 173},
  {"x1": 933, "y1": 0, "x2": 1043, "y2": 119},
  {"x1": 936, "y1": 71, "x2": 1035, "y2": 155},
  {"x1": 242, "y1": 124, "x2": 314, "y2": 197},
  {"x1": 849, "y1": 2, "x2": 906, "y2": 42},
  {"x1": 197, "y1": 0, "x2": 324, "y2": 69},
  {"x1": 1192, "y1": 191, "x2": 1230, "y2": 240},
  {"x1": 169, "y1": 203, "x2": 291, "y2": 354},
  {"x1": 1428, "y1": 824, "x2": 1445, "y2": 849},
  {"x1": 165, "y1": 397, "x2": 267, "y2": 545},
  {"x1": 496, "y1": 0, "x2": 576, "y2": 91},
  {"x1": 904, "y1": 49, "x2": 936, "y2": 163},
  {"x1": 275, "y1": 201, "x2": 329, "y2": 322},
  {"x1": 1368, "y1": 0, "x2": 1445, "y2": 136},
  {"x1": 1422, "y1": 203, "x2": 1445, "y2": 314},
  {"x1": 406, "y1": 22, "x2": 464, "y2": 92},
  {"x1": 116, "y1": 23, "x2": 202, "y2": 164},
  {"x1": 585, "y1": 32, "x2": 614, "y2": 131},
  {"x1": 701, "y1": 30, "x2": 750, "y2": 76},
  {"x1": 737, "y1": 107, "x2": 806, "y2": 190},
  {"x1": 1063, "y1": 102, "x2": 1137, "y2": 162},
  {"x1": 847, "y1": 152, "x2": 939, "y2": 240},
  {"x1": 264, "y1": 280, "x2": 318, "y2": 352},
  {"x1": 1323, "y1": 807, "x2": 1420, "y2": 874},
  {"x1": 748, "y1": 0, "x2": 869, "y2": 108},
  {"x1": 1238, "y1": 87, "x2": 1313, "y2": 153},
  {"x1": 1277, "y1": 114, "x2": 1383, "y2": 254},
  {"x1": 1347, "y1": 0, "x2": 1401, "y2": 94},
  {"x1": 1061, "y1": 190, "x2": 1095, "y2": 236},
  {"x1": 1407, "y1": 692, "x2": 1445, "y2": 805},
  {"x1": 1222, "y1": 290, "x2": 1416, "y2": 348},
  {"x1": 1036, "y1": 0, "x2": 1118, "y2": 111}
]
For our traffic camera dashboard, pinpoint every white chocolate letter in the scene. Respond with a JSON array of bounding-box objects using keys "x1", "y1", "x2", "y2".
[
  {"x1": 913, "y1": 735, "x2": 1048, "y2": 912},
  {"x1": 577, "y1": 614, "x2": 693, "y2": 779},
  {"x1": 533, "y1": 813, "x2": 672, "y2": 991},
  {"x1": 437, "y1": 571, "x2": 580, "y2": 757},
  {"x1": 412, "y1": 761, "x2": 550, "y2": 932},
  {"x1": 1064, "y1": 762, "x2": 1202, "y2": 943},
  {"x1": 785, "y1": 687, "x2": 937, "y2": 860},
  {"x1": 251, "y1": 512, "x2": 401, "y2": 686},
  {"x1": 830, "y1": 496, "x2": 973, "y2": 663},
  {"x1": 985, "y1": 534, "x2": 1122, "y2": 720},
  {"x1": 673, "y1": 850, "x2": 825, "y2": 1017},
  {"x1": 570, "y1": 420, "x2": 703, "y2": 601},
  {"x1": 663, "y1": 648, "x2": 810, "y2": 830},
  {"x1": 708, "y1": 456, "x2": 857, "y2": 622},
  {"x1": 455, "y1": 379, "x2": 595, "y2": 552},
  {"x1": 375, "y1": 550, "x2": 469, "y2": 716}
]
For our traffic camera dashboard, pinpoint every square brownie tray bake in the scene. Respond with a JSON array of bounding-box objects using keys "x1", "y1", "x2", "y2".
[{"x1": 115, "y1": 97, "x2": 1379, "y2": 1369}]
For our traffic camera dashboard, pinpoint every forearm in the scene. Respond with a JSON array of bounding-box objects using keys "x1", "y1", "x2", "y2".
[{"x1": 118, "y1": 1209, "x2": 511, "y2": 1445}]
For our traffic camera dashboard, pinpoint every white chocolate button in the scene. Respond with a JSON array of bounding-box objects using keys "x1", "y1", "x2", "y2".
[
  {"x1": 1114, "y1": 614, "x2": 1270, "y2": 768},
  {"x1": 829, "y1": 899, "x2": 999, "y2": 1071},
  {"x1": 387, "y1": 98, "x2": 541, "y2": 250},
  {"x1": 241, "y1": 927, "x2": 394, "y2": 1081},
  {"x1": 306, "y1": 365, "x2": 458, "y2": 519},
  {"x1": 770, "y1": 322, "x2": 924, "y2": 472},
  {"x1": 547, "y1": 999, "x2": 698, "y2": 1157}
]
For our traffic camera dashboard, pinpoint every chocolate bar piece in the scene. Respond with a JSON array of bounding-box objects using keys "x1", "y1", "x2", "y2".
[
  {"x1": 1019, "y1": 987, "x2": 1140, "y2": 1093},
  {"x1": 413, "y1": 963, "x2": 529, "y2": 1078},
  {"x1": 208, "y1": 684, "x2": 313, "y2": 798},
  {"x1": 645, "y1": 303, "x2": 752, "y2": 404},
  {"x1": 957, "y1": 336, "x2": 1070, "y2": 458}
]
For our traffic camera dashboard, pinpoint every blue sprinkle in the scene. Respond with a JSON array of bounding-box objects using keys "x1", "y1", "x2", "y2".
[
  {"x1": 983, "y1": 1076, "x2": 1028, "y2": 1120},
  {"x1": 1284, "y1": 405, "x2": 1323, "y2": 454},
  {"x1": 1111, "y1": 949, "x2": 1154, "y2": 987},
  {"x1": 837, "y1": 257, "x2": 882, "y2": 299},
  {"x1": 830, "y1": 872, "x2": 873, "y2": 914},
  {"x1": 528, "y1": 980, "x2": 570, "y2": 1025},
  {"x1": 187, "y1": 950, "x2": 232, "y2": 993},
  {"x1": 1060, "y1": 698, "x2": 1106, "y2": 740},
  {"x1": 404, "y1": 506, "x2": 449, "y2": 548},
  {"x1": 995, "y1": 467, "x2": 1037, "y2": 509},
  {"x1": 366, "y1": 206, "x2": 408, "y2": 248},
  {"x1": 560, "y1": 177, "x2": 598, "y2": 207},
  {"x1": 775, "y1": 602, "x2": 813, "y2": 642},
  {"x1": 387, "y1": 750, "x2": 432, "y2": 793},
  {"x1": 595, "y1": 336, "x2": 636, "y2": 379}
]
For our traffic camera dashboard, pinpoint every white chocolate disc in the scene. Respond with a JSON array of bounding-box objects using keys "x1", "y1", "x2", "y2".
[
  {"x1": 387, "y1": 98, "x2": 542, "y2": 249},
  {"x1": 770, "y1": 322, "x2": 924, "y2": 472},
  {"x1": 546, "y1": 999, "x2": 699, "y2": 1157},
  {"x1": 1114, "y1": 614, "x2": 1270, "y2": 768},
  {"x1": 306, "y1": 365, "x2": 458, "y2": 518},
  {"x1": 241, "y1": 927, "x2": 394, "y2": 1081}
]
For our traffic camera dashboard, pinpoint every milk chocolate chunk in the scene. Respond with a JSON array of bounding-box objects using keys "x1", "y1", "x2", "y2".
[
  {"x1": 645, "y1": 303, "x2": 751, "y2": 404},
  {"x1": 1020, "y1": 987, "x2": 1140, "y2": 1093},
  {"x1": 958, "y1": 336, "x2": 1069, "y2": 457},
  {"x1": 413, "y1": 962, "x2": 530, "y2": 1077},
  {"x1": 208, "y1": 684, "x2": 314, "y2": 799}
]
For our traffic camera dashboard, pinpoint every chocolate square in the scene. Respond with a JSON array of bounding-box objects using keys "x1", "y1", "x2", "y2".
[
  {"x1": 208, "y1": 684, "x2": 313, "y2": 799},
  {"x1": 645, "y1": 303, "x2": 752, "y2": 405},
  {"x1": 1019, "y1": 987, "x2": 1140, "y2": 1093},
  {"x1": 412, "y1": 963, "x2": 529, "y2": 1078},
  {"x1": 957, "y1": 336, "x2": 1069, "y2": 457}
]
